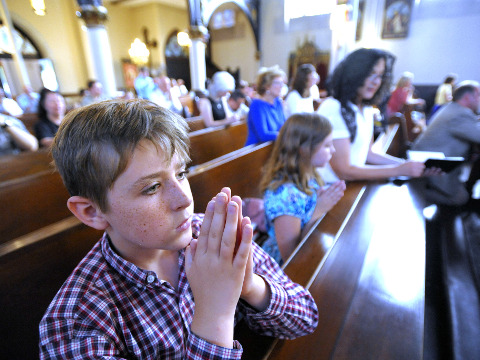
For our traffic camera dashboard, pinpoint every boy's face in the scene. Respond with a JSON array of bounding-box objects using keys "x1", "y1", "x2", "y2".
[{"x1": 100, "y1": 140, "x2": 194, "y2": 258}]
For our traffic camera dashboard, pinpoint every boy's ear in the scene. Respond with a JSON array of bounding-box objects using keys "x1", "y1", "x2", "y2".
[{"x1": 67, "y1": 196, "x2": 109, "y2": 230}]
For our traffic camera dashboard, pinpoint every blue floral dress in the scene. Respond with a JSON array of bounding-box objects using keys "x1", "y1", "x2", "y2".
[{"x1": 262, "y1": 179, "x2": 320, "y2": 264}]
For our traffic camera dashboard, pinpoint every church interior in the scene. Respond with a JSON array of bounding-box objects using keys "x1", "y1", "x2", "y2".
[{"x1": 1, "y1": 0, "x2": 480, "y2": 359}]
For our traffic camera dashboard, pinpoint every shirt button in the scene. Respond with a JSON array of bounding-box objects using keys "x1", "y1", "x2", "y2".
[{"x1": 147, "y1": 274, "x2": 155, "y2": 283}]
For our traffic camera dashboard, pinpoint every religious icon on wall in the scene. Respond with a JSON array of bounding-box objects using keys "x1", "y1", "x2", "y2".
[
  {"x1": 121, "y1": 60, "x2": 138, "y2": 91},
  {"x1": 382, "y1": 0, "x2": 413, "y2": 39}
]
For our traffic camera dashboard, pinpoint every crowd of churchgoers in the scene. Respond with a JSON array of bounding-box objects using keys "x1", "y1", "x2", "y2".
[
  {"x1": 2, "y1": 49, "x2": 480, "y2": 207},
  {"x1": 3, "y1": 47, "x2": 480, "y2": 358}
]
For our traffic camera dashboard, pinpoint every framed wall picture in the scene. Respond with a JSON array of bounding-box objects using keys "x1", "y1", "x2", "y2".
[
  {"x1": 382, "y1": 0, "x2": 414, "y2": 39},
  {"x1": 121, "y1": 60, "x2": 138, "y2": 91}
]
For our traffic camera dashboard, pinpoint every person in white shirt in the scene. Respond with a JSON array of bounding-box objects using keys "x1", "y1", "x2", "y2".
[
  {"x1": 0, "y1": 88, "x2": 23, "y2": 117},
  {"x1": 0, "y1": 114, "x2": 38, "y2": 155},
  {"x1": 284, "y1": 64, "x2": 319, "y2": 119},
  {"x1": 150, "y1": 75, "x2": 183, "y2": 115},
  {"x1": 134, "y1": 67, "x2": 155, "y2": 100},
  {"x1": 317, "y1": 48, "x2": 428, "y2": 183},
  {"x1": 225, "y1": 90, "x2": 249, "y2": 121},
  {"x1": 80, "y1": 80, "x2": 109, "y2": 107}
]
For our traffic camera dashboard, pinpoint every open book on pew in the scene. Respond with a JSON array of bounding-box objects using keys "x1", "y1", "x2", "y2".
[{"x1": 407, "y1": 150, "x2": 465, "y2": 173}]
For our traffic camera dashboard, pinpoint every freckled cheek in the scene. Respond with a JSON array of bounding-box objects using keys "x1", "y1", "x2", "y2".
[{"x1": 114, "y1": 200, "x2": 169, "y2": 236}]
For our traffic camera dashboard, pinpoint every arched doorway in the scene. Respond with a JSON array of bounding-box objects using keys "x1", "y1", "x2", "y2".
[
  {"x1": 206, "y1": 2, "x2": 259, "y2": 84},
  {"x1": 0, "y1": 22, "x2": 58, "y2": 96},
  {"x1": 164, "y1": 29, "x2": 191, "y2": 90}
]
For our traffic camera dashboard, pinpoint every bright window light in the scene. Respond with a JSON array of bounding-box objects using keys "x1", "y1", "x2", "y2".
[{"x1": 285, "y1": 0, "x2": 337, "y2": 21}]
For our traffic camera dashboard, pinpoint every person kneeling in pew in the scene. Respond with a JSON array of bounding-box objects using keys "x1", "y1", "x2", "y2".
[
  {"x1": 39, "y1": 99, "x2": 318, "y2": 359},
  {"x1": 260, "y1": 113, "x2": 346, "y2": 264}
]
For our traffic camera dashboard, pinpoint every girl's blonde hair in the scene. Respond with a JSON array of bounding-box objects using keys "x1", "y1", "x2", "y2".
[{"x1": 260, "y1": 113, "x2": 332, "y2": 195}]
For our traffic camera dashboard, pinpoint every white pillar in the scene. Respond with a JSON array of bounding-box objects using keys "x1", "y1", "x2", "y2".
[
  {"x1": 77, "y1": 4, "x2": 117, "y2": 98},
  {"x1": 84, "y1": 25, "x2": 117, "y2": 97},
  {"x1": 0, "y1": 0, "x2": 31, "y2": 90},
  {"x1": 329, "y1": 4, "x2": 358, "y2": 73},
  {"x1": 188, "y1": 25, "x2": 209, "y2": 92},
  {"x1": 189, "y1": 39, "x2": 206, "y2": 91}
]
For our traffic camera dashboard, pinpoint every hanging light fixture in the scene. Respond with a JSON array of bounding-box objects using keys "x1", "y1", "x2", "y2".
[
  {"x1": 177, "y1": 31, "x2": 191, "y2": 47},
  {"x1": 128, "y1": 38, "x2": 150, "y2": 65},
  {"x1": 30, "y1": 0, "x2": 46, "y2": 16}
]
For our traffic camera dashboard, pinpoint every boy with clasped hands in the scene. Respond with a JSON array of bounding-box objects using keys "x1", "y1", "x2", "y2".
[{"x1": 39, "y1": 99, "x2": 318, "y2": 359}]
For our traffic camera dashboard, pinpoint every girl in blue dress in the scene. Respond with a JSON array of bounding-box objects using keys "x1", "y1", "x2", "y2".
[{"x1": 260, "y1": 113, "x2": 346, "y2": 264}]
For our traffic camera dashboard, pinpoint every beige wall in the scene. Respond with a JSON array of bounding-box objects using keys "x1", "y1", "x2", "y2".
[
  {"x1": 7, "y1": 0, "x2": 87, "y2": 94},
  {"x1": 105, "y1": 3, "x2": 189, "y2": 86},
  {"x1": 209, "y1": 5, "x2": 259, "y2": 84},
  {"x1": 4, "y1": 1, "x2": 189, "y2": 94}
]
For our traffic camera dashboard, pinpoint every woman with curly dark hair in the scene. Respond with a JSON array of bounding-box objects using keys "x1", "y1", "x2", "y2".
[
  {"x1": 318, "y1": 48, "x2": 426, "y2": 183},
  {"x1": 34, "y1": 88, "x2": 66, "y2": 148}
]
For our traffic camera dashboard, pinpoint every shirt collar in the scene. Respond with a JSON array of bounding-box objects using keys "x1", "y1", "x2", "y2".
[{"x1": 100, "y1": 233, "x2": 186, "y2": 289}]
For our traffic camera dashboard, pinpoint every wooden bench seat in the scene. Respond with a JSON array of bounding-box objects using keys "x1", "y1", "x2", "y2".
[
  {"x1": 426, "y1": 208, "x2": 480, "y2": 360},
  {"x1": 0, "y1": 170, "x2": 71, "y2": 245},
  {"x1": 186, "y1": 115, "x2": 206, "y2": 132},
  {"x1": 236, "y1": 121, "x2": 427, "y2": 359},
  {"x1": 0, "y1": 217, "x2": 103, "y2": 360},
  {"x1": 0, "y1": 148, "x2": 52, "y2": 183},
  {"x1": 189, "y1": 121, "x2": 247, "y2": 167},
  {"x1": 16, "y1": 112, "x2": 39, "y2": 134},
  {"x1": 0, "y1": 121, "x2": 250, "y2": 242},
  {"x1": 265, "y1": 182, "x2": 426, "y2": 360},
  {"x1": 188, "y1": 141, "x2": 272, "y2": 213}
]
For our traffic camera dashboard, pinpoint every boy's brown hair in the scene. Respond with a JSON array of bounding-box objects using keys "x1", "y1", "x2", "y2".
[{"x1": 52, "y1": 99, "x2": 190, "y2": 212}]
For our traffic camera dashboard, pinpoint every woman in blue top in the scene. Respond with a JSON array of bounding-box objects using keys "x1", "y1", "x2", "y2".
[
  {"x1": 260, "y1": 113, "x2": 346, "y2": 264},
  {"x1": 245, "y1": 66, "x2": 287, "y2": 146}
]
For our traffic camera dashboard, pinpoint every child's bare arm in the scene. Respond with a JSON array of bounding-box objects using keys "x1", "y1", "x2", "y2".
[{"x1": 185, "y1": 190, "x2": 253, "y2": 348}]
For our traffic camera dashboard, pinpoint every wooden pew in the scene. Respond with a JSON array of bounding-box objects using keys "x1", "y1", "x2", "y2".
[
  {"x1": 281, "y1": 122, "x2": 403, "y2": 287},
  {"x1": 402, "y1": 104, "x2": 426, "y2": 143},
  {"x1": 186, "y1": 115, "x2": 206, "y2": 132},
  {"x1": 0, "y1": 148, "x2": 52, "y2": 183},
  {"x1": 16, "y1": 112, "x2": 39, "y2": 134},
  {"x1": 0, "y1": 170, "x2": 71, "y2": 245},
  {"x1": 266, "y1": 182, "x2": 426, "y2": 360},
  {"x1": 179, "y1": 94, "x2": 198, "y2": 116},
  {"x1": 426, "y1": 207, "x2": 480, "y2": 359},
  {"x1": 386, "y1": 114, "x2": 410, "y2": 158},
  {"x1": 236, "y1": 122, "x2": 427, "y2": 359},
  {"x1": 0, "y1": 121, "x2": 249, "y2": 243},
  {"x1": 188, "y1": 141, "x2": 272, "y2": 213},
  {"x1": 189, "y1": 121, "x2": 247, "y2": 167},
  {"x1": 0, "y1": 217, "x2": 103, "y2": 360},
  {"x1": 0, "y1": 120, "x2": 240, "y2": 185}
]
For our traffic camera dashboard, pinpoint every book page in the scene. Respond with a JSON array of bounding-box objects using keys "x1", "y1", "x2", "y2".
[{"x1": 407, "y1": 150, "x2": 445, "y2": 162}]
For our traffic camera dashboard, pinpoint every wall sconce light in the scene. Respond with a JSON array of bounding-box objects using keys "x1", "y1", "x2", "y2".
[
  {"x1": 177, "y1": 31, "x2": 191, "y2": 47},
  {"x1": 128, "y1": 38, "x2": 150, "y2": 65},
  {"x1": 31, "y1": 0, "x2": 46, "y2": 16}
]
